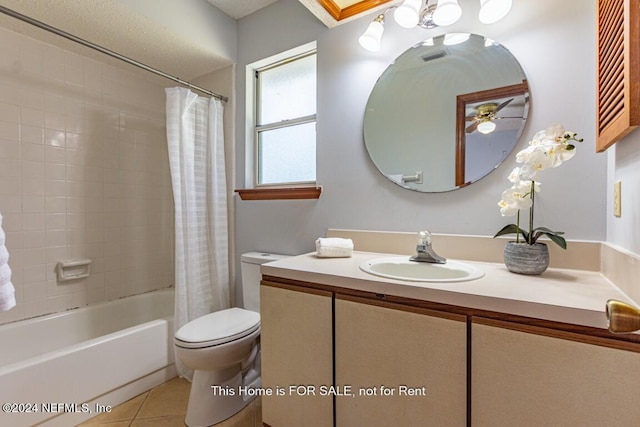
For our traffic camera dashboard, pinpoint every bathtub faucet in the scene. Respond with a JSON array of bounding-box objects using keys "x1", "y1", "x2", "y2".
[{"x1": 409, "y1": 230, "x2": 446, "y2": 264}]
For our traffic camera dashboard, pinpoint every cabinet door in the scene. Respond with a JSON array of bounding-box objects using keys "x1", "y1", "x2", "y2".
[
  {"x1": 335, "y1": 296, "x2": 467, "y2": 427},
  {"x1": 260, "y1": 282, "x2": 333, "y2": 427},
  {"x1": 472, "y1": 318, "x2": 640, "y2": 426}
]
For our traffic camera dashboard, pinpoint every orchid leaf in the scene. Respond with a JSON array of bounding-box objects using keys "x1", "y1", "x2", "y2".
[
  {"x1": 531, "y1": 227, "x2": 567, "y2": 249},
  {"x1": 493, "y1": 224, "x2": 528, "y2": 241}
]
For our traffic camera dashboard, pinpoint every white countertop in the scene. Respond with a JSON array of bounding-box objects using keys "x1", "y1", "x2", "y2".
[{"x1": 261, "y1": 251, "x2": 634, "y2": 330}]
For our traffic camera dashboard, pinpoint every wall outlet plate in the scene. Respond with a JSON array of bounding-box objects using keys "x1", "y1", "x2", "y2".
[{"x1": 614, "y1": 181, "x2": 622, "y2": 217}]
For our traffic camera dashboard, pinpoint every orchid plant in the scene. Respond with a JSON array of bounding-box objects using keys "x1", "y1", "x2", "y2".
[{"x1": 494, "y1": 124, "x2": 583, "y2": 249}]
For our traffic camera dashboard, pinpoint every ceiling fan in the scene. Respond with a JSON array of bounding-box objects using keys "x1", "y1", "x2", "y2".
[{"x1": 465, "y1": 98, "x2": 514, "y2": 134}]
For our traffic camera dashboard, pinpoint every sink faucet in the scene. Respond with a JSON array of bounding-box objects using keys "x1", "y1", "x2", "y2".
[{"x1": 409, "y1": 230, "x2": 446, "y2": 264}]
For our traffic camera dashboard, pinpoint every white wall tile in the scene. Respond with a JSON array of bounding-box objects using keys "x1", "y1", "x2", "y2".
[{"x1": 0, "y1": 24, "x2": 174, "y2": 326}]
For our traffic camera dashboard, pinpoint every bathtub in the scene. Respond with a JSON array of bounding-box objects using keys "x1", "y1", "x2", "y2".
[{"x1": 0, "y1": 288, "x2": 176, "y2": 427}]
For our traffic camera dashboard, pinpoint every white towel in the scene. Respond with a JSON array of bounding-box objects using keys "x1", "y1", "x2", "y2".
[
  {"x1": 0, "y1": 212, "x2": 5, "y2": 246},
  {"x1": 0, "y1": 244, "x2": 8, "y2": 266},
  {"x1": 0, "y1": 212, "x2": 15, "y2": 312},
  {"x1": 0, "y1": 280, "x2": 16, "y2": 312},
  {"x1": 0, "y1": 262, "x2": 15, "y2": 312},
  {"x1": 315, "y1": 237, "x2": 354, "y2": 258}
]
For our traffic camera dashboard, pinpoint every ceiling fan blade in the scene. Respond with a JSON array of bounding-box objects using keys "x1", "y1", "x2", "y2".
[
  {"x1": 466, "y1": 121, "x2": 479, "y2": 133},
  {"x1": 494, "y1": 98, "x2": 514, "y2": 113},
  {"x1": 466, "y1": 115, "x2": 477, "y2": 121}
]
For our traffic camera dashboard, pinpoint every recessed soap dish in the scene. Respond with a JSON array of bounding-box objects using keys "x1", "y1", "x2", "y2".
[{"x1": 56, "y1": 259, "x2": 92, "y2": 282}]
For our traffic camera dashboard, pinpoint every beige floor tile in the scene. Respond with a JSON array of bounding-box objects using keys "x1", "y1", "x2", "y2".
[
  {"x1": 215, "y1": 399, "x2": 255, "y2": 427},
  {"x1": 130, "y1": 414, "x2": 187, "y2": 427},
  {"x1": 78, "y1": 392, "x2": 148, "y2": 425},
  {"x1": 78, "y1": 421, "x2": 131, "y2": 427},
  {"x1": 254, "y1": 396, "x2": 262, "y2": 426},
  {"x1": 78, "y1": 377, "x2": 261, "y2": 427},
  {"x1": 136, "y1": 377, "x2": 191, "y2": 419}
]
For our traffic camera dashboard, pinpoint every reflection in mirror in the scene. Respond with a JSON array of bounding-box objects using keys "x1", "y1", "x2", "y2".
[{"x1": 364, "y1": 33, "x2": 529, "y2": 192}]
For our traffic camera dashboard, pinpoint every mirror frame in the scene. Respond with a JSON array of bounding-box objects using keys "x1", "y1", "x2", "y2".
[{"x1": 455, "y1": 81, "x2": 529, "y2": 187}]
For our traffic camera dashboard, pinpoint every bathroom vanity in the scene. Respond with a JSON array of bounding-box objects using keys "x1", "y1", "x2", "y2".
[{"x1": 259, "y1": 251, "x2": 640, "y2": 427}]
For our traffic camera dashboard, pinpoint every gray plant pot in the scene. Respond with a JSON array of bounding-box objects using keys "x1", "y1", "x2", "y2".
[{"x1": 503, "y1": 242, "x2": 549, "y2": 275}]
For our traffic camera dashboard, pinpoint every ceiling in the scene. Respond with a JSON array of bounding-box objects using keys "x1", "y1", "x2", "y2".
[
  {"x1": 0, "y1": 0, "x2": 390, "y2": 82},
  {"x1": 206, "y1": 0, "x2": 280, "y2": 20}
]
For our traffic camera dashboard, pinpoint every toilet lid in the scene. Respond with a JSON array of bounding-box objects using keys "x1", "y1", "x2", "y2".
[{"x1": 175, "y1": 308, "x2": 260, "y2": 348}]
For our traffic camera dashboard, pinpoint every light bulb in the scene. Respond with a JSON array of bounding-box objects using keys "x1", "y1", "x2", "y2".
[
  {"x1": 479, "y1": 0, "x2": 512, "y2": 24},
  {"x1": 359, "y1": 16, "x2": 385, "y2": 52},
  {"x1": 477, "y1": 120, "x2": 496, "y2": 134},
  {"x1": 433, "y1": 0, "x2": 462, "y2": 26},
  {"x1": 394, "y1": 0, "x2": 422, "y2": 28}
]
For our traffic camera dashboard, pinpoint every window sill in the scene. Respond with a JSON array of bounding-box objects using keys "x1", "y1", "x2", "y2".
[{"x1": 235, "y1": 187, "x2": 322, "y2": 201}]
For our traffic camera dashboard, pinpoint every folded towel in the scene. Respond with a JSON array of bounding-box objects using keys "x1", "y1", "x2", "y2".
[
  {"x1": 0, "y1": 212, "x2": 4, "y2": 246},
  {"x1": 0, "y1": 263, "x2": 11, "y2": 285},
  {"x1": 0, "y1": 212, "x2": 14, "y2": 311},
  {"x1": 315, "y1": 237, "x2": 354, "y2": 258},
  {"x1": 0, "y1": 280, "x2": 16, "y2": 312},
  {"x1": 0, "y1": 245, "x2": 8, "y2": 266}
]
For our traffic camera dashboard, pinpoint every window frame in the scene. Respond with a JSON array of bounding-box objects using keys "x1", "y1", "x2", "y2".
[{"x1": 253, "y1": 50, "x2": 317, "y2": 188}]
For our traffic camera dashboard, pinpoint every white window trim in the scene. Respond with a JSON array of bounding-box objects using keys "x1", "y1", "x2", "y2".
[{"x1": 244, "y1": 41, "x2": 317, "y2": 189}]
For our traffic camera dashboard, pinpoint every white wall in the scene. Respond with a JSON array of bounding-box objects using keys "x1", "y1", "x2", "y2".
[
  {"x1": 607, "y1": 133, "x2": 640, "y2": 254},
  {"x1": 234, "y1": 0, "x2": 604, "y2": 273}
]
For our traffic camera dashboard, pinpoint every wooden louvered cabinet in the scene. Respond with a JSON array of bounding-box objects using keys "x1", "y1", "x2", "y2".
[{"x1": 596, "y1": 0, "x2": 640, "y2": 152}]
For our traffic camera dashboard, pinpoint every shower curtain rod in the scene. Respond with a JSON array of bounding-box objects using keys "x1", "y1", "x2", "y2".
[{"x1": 0, "y1": 5, "x2": 229, "y2": 103}]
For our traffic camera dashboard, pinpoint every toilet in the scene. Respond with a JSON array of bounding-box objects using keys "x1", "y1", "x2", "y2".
[{"x1": 174, "y1": 252, "x2": 289, "y2": 427}]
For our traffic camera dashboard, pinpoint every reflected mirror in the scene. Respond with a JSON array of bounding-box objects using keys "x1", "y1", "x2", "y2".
[{"x1": 363, "y1": 33, "x2": 529, "y2": 192}]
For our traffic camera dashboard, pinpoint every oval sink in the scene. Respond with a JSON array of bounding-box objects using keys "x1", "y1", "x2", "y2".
[{"x1": 359, "y1": 257, "x2": 484, "y2": 283}]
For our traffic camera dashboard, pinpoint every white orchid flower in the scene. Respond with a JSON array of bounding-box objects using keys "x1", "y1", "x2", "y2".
[{"x1": 508, "y1": 167, "x2": 521, "y2": 183}]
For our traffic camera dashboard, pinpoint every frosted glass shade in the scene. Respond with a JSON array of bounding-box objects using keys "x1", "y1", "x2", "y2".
[
  {"x1": 479, "y1": 0, "x2": 512, "y2": 24},
  {"x1": 394, "y1": 0, "x2": 422, "y2": 28},
  {"x1": 359, "y1": 20, "x2": 384, "y2": 52},
  {"x1": 433, "y1": 0, "x2": 462, "y2": 26},
  {"x1": 477, "y1": 120, "x2": 496, "y2": 134}
]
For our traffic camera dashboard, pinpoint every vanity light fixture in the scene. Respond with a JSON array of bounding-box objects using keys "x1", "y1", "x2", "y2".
[
  {"x1": 478, "y1": 0, "x2": 513, "y2": 24},
  {"x1": 394, "y1": 0, "x2": 422, "y2": 28},
  {"x1": 358, "y1": 13, "x2": 386, "y2": 52},
  {"x1": 432, "y1": 0, "x2": 462, "y2": 26},
  {"x1": 359, "y1": 0, "x2": 512, "y2": 51}
]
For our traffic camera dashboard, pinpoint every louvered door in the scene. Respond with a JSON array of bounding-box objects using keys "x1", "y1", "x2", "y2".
[{"x1": 596, "y1": 0, "x2": 640, "y2": 152}]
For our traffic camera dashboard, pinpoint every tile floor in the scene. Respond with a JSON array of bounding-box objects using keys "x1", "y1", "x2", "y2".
[{"x1": 77, "y1": 377, "x2": 262, "y2": 427}]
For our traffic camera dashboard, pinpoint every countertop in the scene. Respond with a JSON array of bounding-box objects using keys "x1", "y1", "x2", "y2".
[{"x1": 261, "y1": 251, "x2": 635, "y2": 331}]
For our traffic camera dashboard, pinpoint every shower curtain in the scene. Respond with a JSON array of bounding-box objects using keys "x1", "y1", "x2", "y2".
[{"x1": 165, "y1": 87, "x2": 230, "y2": 380}]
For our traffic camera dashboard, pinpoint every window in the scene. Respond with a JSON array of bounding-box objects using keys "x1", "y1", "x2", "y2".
[{"x1": 255, "y1": 51, "x2": 317, "y2": 187}]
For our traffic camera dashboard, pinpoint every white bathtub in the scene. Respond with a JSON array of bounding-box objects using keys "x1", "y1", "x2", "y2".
[{"x1": 0, "y1": 289, "x2": 176, "y2": 427}]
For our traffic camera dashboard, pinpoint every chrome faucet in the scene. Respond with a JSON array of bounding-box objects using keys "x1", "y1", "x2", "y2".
[{"x1": 409, "y1": 230, "x2": 446, "y2": 264}]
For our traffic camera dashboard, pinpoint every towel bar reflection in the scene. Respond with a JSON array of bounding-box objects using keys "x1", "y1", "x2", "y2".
[
  {"x1": 56, "y1": 259, "x2": 92, "y2": 282},
  {"x1": 403, "y1": 171, "x2": 423, "y2": 184}
]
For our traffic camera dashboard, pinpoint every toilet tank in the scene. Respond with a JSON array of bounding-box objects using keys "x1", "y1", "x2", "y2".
[{"x1": 241, "y1": 252, "x2": 290, "y2": 313}]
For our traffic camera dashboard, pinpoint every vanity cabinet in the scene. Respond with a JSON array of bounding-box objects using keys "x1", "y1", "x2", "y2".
[
  {"x1": 261, "y1": 275, "x2": 640, "y2": 427},
  {"x1": 471, "y1": 317, "x2": 640, "y2": 426},
  {"x1": 334, "y1": 295, "x2": 467, "y2": 426},
  {"x1": 260, "y1": 279, "x2": 467, "y2": 427},
  {"x1": 260, "y1": 282, "x2": 333, "y2": 427}
]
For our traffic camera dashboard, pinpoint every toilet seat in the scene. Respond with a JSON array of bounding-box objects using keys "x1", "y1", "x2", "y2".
[{"x1": 175, "y1": 307, "x2": 260, "y2": 349}]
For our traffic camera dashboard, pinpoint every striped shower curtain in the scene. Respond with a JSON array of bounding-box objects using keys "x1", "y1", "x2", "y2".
[{"x1": 165, "y1": 87, "x2": 230, "y2": 380}]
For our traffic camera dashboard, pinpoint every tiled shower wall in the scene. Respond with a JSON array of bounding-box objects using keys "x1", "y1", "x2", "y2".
[{"x1": 0, "y1": 25, "x2": 174, "y2": 325}]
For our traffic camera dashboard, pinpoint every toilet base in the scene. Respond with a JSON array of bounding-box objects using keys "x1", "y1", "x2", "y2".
[{"x1": 184, "y1": 367, "x2": 260, "y2": 427}]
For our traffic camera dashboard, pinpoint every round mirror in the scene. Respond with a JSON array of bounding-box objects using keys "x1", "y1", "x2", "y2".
[{"x1": 363, "y1": 33, "x2": 529, "y2": 192}]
